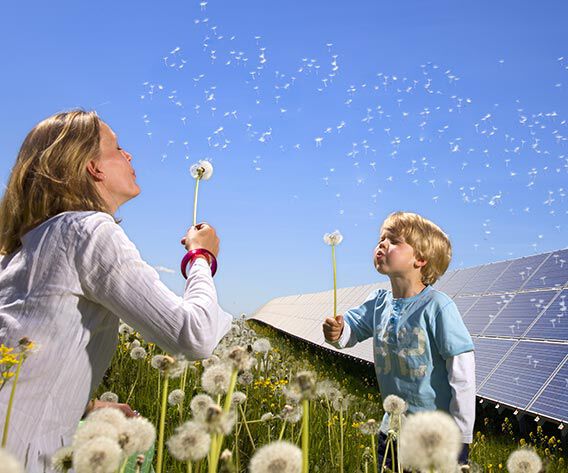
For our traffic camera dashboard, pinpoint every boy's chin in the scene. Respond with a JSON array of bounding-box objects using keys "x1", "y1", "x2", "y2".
[{"x1": 374, "y1": 264, "x2": 387, "y2": 275}]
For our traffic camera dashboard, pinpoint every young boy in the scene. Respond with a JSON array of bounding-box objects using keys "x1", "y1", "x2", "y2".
[{"x1": 323, "y1": 211, "x2": 475, "y2": 469}]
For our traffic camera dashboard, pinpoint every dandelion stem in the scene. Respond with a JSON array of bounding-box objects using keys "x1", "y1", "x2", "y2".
[
  {"x1": 278, "y1": 420, "x2": 287, "y2": 441},
  {"x1": 332, "y1": 244, "x2": 337, "y2": 318},
  {"x1": 1, "y1": 353, "x2": 24, "y2": 448},
  {"x1": 156, "y1": 374, "x2": 169, "y2": 473},
  {"x1": 187, "y1": 461, "x2": 192, "y2": 473},
  {"x1": 126, "y1": 362, "x2": 142, "y2": 404},
  {"x1": 193, "y1": 177, "x2": 201, "y2": 226},
  {"x1": 301, "y1": 398, "x2": 309, "y2": 473},
  {"x1": 381, "y1": 436, "x2": 391, "y2": 473},
  {"x1": 239, "y1": 404, "x2": 256, "y2": 449},
  {"x1": 339, "y1": 405, "x2": 344, "y2": 473},
  {"x1": 371, "y1": 433, "x2": 378, "y2": 473}
]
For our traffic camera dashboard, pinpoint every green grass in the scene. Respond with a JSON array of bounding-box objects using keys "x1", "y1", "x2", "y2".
[{"x1": 92, "y1": 319, "x2": 566, "y2": 472}]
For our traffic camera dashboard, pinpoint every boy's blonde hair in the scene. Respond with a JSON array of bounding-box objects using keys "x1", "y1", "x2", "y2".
[
  {"x1": 380, "y1": 211, "x2": 452, "y2": 286},
  {"x1": 0, "y1": 109, "x2": 116, "y2": 255}
]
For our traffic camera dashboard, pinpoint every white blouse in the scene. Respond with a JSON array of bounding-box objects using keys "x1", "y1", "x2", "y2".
[{"x1": 0, "y1": 211, "x2": 233, "y2": 472}]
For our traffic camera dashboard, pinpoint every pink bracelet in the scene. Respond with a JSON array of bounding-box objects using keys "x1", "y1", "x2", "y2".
[{"x1": 181, "y1": 248, "x2": 218, "y2": 279}]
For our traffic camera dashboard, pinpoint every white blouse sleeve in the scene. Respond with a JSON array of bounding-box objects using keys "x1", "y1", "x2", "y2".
[
  {"x1": 71, "y1": 213, "x2": 233, "y2": 360},
  {"x1": 446, "y1": 350, "x2": 476, "y2": 443}
]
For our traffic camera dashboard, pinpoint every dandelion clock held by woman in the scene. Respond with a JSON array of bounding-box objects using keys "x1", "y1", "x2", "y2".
[{"x1": 0, "y1": 110, "x2": 234, "y2": 472}]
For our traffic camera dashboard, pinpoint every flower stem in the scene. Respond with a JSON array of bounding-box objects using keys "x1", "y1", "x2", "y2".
[
  {"x1": 339, "y1": 406, "x2": 344, "y2": 473},
  {"x1": 332, "y1": 244, "x2": 337, "y2": 317},
  {"x1": 301, "y1": 398, "x2": 309, "y2": 473},
  {"x1": 156, "y1": 375, "x2": 169, "y2": 473},
  {"x1": 1, "y1": 353, "x2": 24, "y2": 447},
  {"x1": 371, "y1": 433, "x2": 377, "y2": 473},
  {"x1": 193, "y1": 177, "x2": 201, "y2": 226}
]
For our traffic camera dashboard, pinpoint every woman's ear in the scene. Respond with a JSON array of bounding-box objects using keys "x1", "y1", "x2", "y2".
[{"x1": 86, "y1": 160, "x2": 105, "y2": 181}]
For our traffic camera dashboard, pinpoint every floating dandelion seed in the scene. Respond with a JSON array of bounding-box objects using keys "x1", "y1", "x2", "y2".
[
  {"x1": 189, "y1": 159, "x2": 214, "y2": 226},
  {"x1": 323, "y1": 230, "x2": 343, "y2": 318}
]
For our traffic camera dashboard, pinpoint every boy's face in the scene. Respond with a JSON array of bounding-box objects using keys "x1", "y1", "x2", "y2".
[{"x1": 373, "y1": 230, "x2": 426, "y2": 279}]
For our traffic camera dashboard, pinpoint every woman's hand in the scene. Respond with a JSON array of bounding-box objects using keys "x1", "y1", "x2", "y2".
[
  {"x1": 84, "y1": 399, "x2": 139, "y2": 418},
  {"x1": 180, "y1": 222, "x2": 220, "y2": 258}
]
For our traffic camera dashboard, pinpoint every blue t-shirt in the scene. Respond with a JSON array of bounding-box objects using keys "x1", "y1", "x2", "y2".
[{"x1": 343, "y1": 284, "x2": 474, "y2": 415}]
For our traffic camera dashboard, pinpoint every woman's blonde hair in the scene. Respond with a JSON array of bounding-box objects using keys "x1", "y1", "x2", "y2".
[
  {"x1": 0, "y1": 109, "x2": 116, "y2": 255},
  {"x1": 380, "y1": 211, "x2": 452, "y2": 286}
]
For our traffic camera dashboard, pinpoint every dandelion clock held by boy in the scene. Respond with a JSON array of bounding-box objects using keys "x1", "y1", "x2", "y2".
[
  {"x1": 322, "y1": 211, "x2": 476, "y2": 469},
  {"x1": 0, "y1": 110, "x2": 234, "y2": 472}
]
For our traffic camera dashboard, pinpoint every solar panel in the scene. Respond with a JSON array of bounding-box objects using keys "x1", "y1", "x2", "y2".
[
  {"x1": 478, "y1": 341, "x2": 567, "y2": 410},
  {"x1": 525, "y1": 290, "x2": 568, "y2": 341},
  {"x1": 456, "y1": 261, "x2": 511, "y2": 296},
  {"x1": 482, "y1": 290, "x2": 557, "y2": 337},
  {"x1": 250, "y1": 248, "x2": 568, "y2": 424},
  {"x1": 526, "y1": 356, "x2": 568, "y2": 423},
  {"x1": 522, "y1": 249, "x2": 568, "y2": 291},
  {"x1": 486, "y1": 253, "x2": 549, "y2": 293},
  {"x1": 472, "y1": 337, "x2": 517, "y2": 386}
]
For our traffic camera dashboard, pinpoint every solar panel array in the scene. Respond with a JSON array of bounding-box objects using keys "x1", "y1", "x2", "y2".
[{"x1": 250, "y1": 248, "x2": 568, "y2": 425}]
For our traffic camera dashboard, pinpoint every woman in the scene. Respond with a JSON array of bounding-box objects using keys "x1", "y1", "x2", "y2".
[{"x1": 0, "y1": 110, "x2": 233, "y2": 472}]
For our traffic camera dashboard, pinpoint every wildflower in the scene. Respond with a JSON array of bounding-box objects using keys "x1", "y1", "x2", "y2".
[
  {"x1": 323, "y1": 230, "x2": 343, "y2": 318},
  {"x1": 130, "y1": 346, "x2": 147, "y2": 360},
  {"x1": 118, "y1": 323, "x2": 134, "y2": 336},
  {"x1": 99, "y1": 392, "x2": 119, "y2": 403},
  {"x1": 167, "y1": 421, "x2": 211, "y2": 462},
  {"x1": 231, "y1": 391, "x2": 247, "y2": 406},
  {"x1": 249, "y1": 441, "x2": 302, "y2": 473},
  {"x1": 190, "y1": 159, "x2": 213, "y2": 180},
  {"x1": 190, "y1": 394, "x2": 215, "y2": 422},
  {"x1": 0, "y1": 447, "x2": 25, "y2": 473},
  {"x1": 168, "y1": 389, "x2": 185, "y2": 406},
  {"x1": 399, "y1": 410, "x2": 462, "y2": 472},
  {"x1": 72, "y1": 437, "x2": 122, "y2": 473},
  {"x1": 252, "y1": 338, "x2": 271, "y2": 354},
  {"x1": 201, "y1": 363, "x2": 232, "y2": 396},
  {"x1": 506, "y1": 448, "x2": 542, "y2": 473},
  {"x1": 203, "y1": 404, "x2": 235, "y2": 435},
  {"x1": 323, "y1": 230, "x2": 343, "y2": 246},
  {"x1": 51, "y1": 445, "x2": 73, "y2": 472}
]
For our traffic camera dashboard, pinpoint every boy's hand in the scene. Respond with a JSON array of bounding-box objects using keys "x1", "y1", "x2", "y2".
[{"x1": 323, "y1": 314, "x2": 345, "y2": 342}]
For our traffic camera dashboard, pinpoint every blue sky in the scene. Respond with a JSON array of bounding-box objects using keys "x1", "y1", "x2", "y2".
[{"x1": 1, "y1": 1, "x2": 567, "y2": 316}]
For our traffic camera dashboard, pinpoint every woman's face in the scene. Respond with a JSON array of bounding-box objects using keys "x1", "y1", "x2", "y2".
[{"x1": 88, "y1": 121, "x2": 140, "y2": 212}]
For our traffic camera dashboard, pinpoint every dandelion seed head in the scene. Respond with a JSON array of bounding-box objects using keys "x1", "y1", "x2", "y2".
[
  {"x1": 51, "y1": 445, "x2": 73, "y2": 472},
  {"x1": 231, "y1": 391, "x2": 247, "y2": 406},
  {"x1": 118, "y1": 323, "x2": 134, "y2": 336},
  {"x1": 190, "y1": 160, "x2": 214, "y2": 180},
  {"x1": 0, "y1": 447, "x2": 25, "y2": 473},
  {"x1": 291, "y1": 371, "x2": 317, "y2": 400},
  {"x1": 332, "y1": 394, "x2": 351, "y2": 412},
  {"x1": 202, "y1": 354, "x2": 221, "y2": 368},
  {"x1": 249, "y1": 440, "x2": 302, "y2": 473},
  {"x1": 120, "y1": 417, "x2": 156, "y2": 456},
  {"x1": 252, "y1": 338, "x2": 271, "y2": 354},
  {"x1": 168, "y1": 389, "x2": 185, "y2": 406},
  {"x1": 260, "y1": 412, "x2": 275, "y2": 422},
  {"x1": 399, "y1": 410, "x2": 461, "y2": 472},
  {"x1": 190, "y1": 394, "x2": 215, "y2": 421},
  {"x1": 73, "y1": 420, "x2": 120, "y2": 449},
  {"x1": 99, "y1": 391, "x2": 119, "y2": 403},
  {"x1": 130, "y1": 346, "x2": 147, "y2": 360},
  {"x1": 383, "y1": 394, "x2": 407, "y2": 415},
  {"x1": 237, "y1": 371, "x2": 254, "y2": 386},
  {"x1": 225, "y1": 345, "x2": 253, "y2": 371},
  {"x1": 72, "y1": 437, "x2": 122, "y2": 473},
  {"x1": 279, "y1": 404, "x2": 302, "y2": 424},
  {"x1": 323, "y1": 230, "x2": 343, "y2": 246},
  {"x1": 128, "y1": 339, "x2": 141, "y2": 349},
  {"x1": 85, "y1": 408, "x2": 127, "y2": 432},
  {"x1": 359, "y1": 419, "x2": 379, "y2": 436},
  {"x1": 506, "y1": 448, "x2": 542, "y2": 473},
  {"x1": 203, "y1": 404, "x2": 235, "y2": 435},
  {"x1": 201, "y1": 363, "x2": 232, "y2": 396}
]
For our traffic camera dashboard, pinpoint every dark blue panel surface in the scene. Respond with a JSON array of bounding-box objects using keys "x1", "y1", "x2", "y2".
[
  {"x1": 525, "y1": 290, "x2": 568, "y2": 341},
  {"x1": 463, "y1": 294, "x2": 516, "y2": 335},
  {"x1": 472, "y1": 337, "x2": 517, "y2": 386},
  {"x1": 457, "y1": 261, "x2": 511, "y2": 296},
  {"x1": 527, "y1": 357, "x2": 568, "y2": 423},
  {"x1": 522, "y1": 249, "x2": 568, "y2": 291},
  {"x1": 486, "y1": 253, "x2": 549, "y2": 293}
]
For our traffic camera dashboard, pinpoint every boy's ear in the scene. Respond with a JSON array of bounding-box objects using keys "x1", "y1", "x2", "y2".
[{"x1": 414, "y1": 257, "x2": 427, "y2": 268}]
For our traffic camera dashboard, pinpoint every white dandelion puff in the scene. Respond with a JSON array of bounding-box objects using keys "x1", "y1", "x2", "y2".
[
  {"x1": 203, "y1": 404, "x2": 235, "y2": 435},
  {"x1": 190, "y1": 160, "x2": 214, "y2": 180},
  {"x1": 231, "y1": 391, "x2": 247, "y2": 406},
  {"x1": 190, "y1": 394, "x2": 215, "y2": 422},
  {"x1": 119, "y1": 417, "x2": 156, "y2": 456},
  {"x1": 168, "y1": 389, "x2": 185, "y2": 406},
  {"x1": 72, "y1": 437, "x2": 123, "y2": 473},
  {"x1": 225, "y1": 345, "x2": 253, "y2": 371},
  {"x1": 72, "y1": 421, "x2": 120, "y2": 449},
  {"x1": 291, "y1": 371, "x2": 317, "y2": 400},
  {"x1": 383, "y1": 395, "x2": 407, "y2": 415},
  {"x1": 252, "y1": 338, "x2": 271, "y2": 354},
  {"x1": 51, "y1": 445, "x2": 73, "y2": 472},
  {"x1": 359, "y1": 419, "x2": 379, "y2": 436},
  {"x1": 249, "y1": 440, "x2": 302, "y2": 473},
  {"x1": 201, "y1": 363, "x2": 232, "y2": 396},
  {"x1": 332, "y1": 394, "x2": 351, "y2": 412},
  {"x1": 260, "y1": 412, "x2": 275, "y2": 422},
  {"x1": 85, "y1": 407, "x2": 127, "y2": 432},
  {"x1": 323, "y1": 230, "x2": 343, "y2": 246},
  {"x1": 128, "y1": 339, "x2": 141, "y2": 349},
  {"x1": 237, "y1": 371, "x2": 254, "y2": 386},
  {"x1": 0, "y1": 447, "x2": 25, "y2": 473},
  {"x1": 279, "y1": 404, "x2": 303, "y2": 424},
  {"x1": 99, "y1": 392, "x2": 119, "y2": 403},
  {"x1": 118, "y1": 323, "x2": 134, "y2": 336},
  {"x1": 399, "y1": 410, "x2": 461, "y2": 472},
  {"x1": 130, "y1": 346, "x2": 147, "y2": 360},
  {"x1": 506, "y1": 448, "x2": 542, "y2": 473},
  {"x1": 202, "y1": 354, "x2": 221, "y2": 368},
  {"x1": 167, "y1": 421, "x2": 211, "y2": 462}
]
